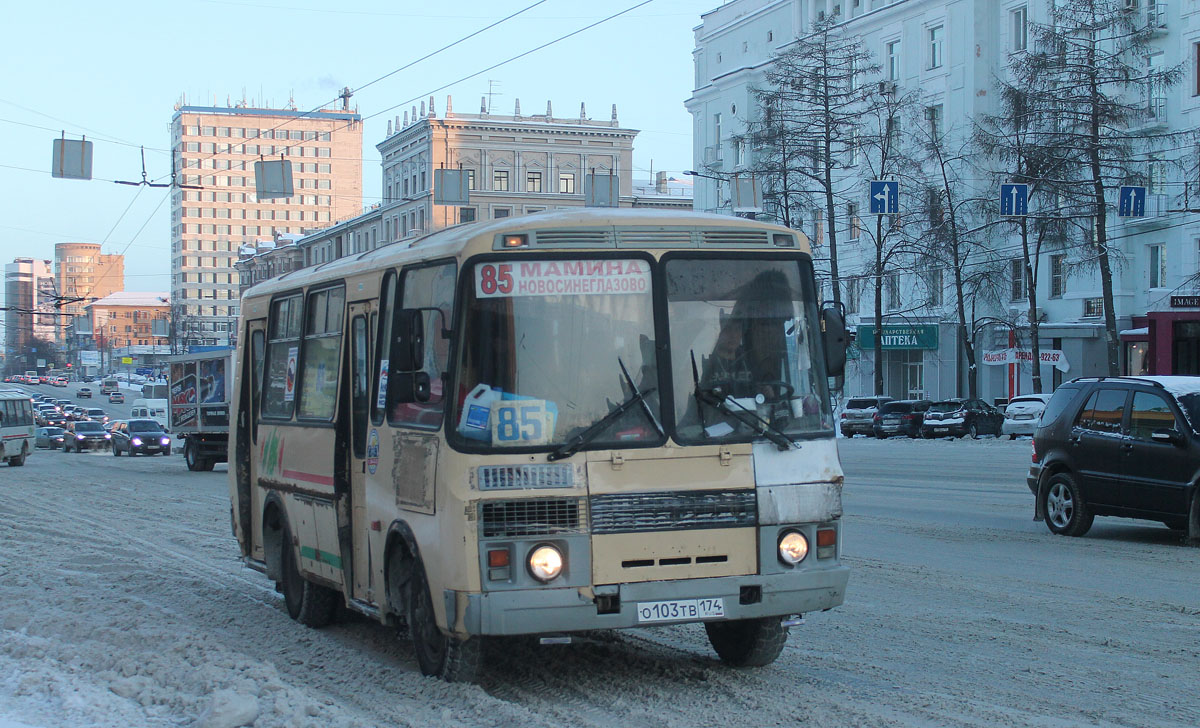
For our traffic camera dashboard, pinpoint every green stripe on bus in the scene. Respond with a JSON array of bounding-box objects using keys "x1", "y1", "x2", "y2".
[{"x1": 299, "y1": 545, "x2": 343, "y2": 569}]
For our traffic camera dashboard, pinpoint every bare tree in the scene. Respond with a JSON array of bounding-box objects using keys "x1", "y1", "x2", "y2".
[
  {"x1": 739, "y1": 14, "x2": 879, "y2": 305},
  {"x1": 1010, "y1": 0, "x2": 1185, "y2": 376}
]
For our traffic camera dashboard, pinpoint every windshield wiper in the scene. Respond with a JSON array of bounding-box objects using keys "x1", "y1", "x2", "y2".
[
  {"x1": 548, "y1": 359, "x2": 658, "y2": 461},
  {"x1": 689, "y1": 350, "x2": 796, "y2": 451}
]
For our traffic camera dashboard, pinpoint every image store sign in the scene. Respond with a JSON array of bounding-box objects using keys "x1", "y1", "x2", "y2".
[{"x1": 856, "y1": 324, "x2": 939, "y2": 350}]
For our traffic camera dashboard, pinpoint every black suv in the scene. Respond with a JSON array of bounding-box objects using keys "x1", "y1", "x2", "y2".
[
  {"x1": 920, "y1": 398, "x2": 1004, "y2": 439},
  {"x1": 111, "y1": 419, "x2": 172, "y2": 457},
  {"x1": 873, "y1": 399, "x2": 932, "y2": 438},
  {"x1": 1028, "y1": 376, "x2": 1200, "y2": 541}
]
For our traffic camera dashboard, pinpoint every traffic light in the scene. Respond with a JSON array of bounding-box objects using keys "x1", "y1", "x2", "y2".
[{"x1": 66, "y1": 363, "x2": 72, "y2": 368}]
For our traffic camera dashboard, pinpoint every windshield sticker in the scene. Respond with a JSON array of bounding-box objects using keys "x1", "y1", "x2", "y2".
[
  {"x1": 490, "y1": 398, "x2": 557, "y2": 446},
  {"x1": 376, "y1": 359, "x2": 389, "y2": 409},
  {"x1": 476, "y1": 260, "x2": 650, "y2": 298},
  {"x1": 283, "y1": 346, "x2": 298, "y2": 402}
]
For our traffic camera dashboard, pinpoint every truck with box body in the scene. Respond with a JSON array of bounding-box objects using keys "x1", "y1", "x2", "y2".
[{"x1": 168, "y1": 350, "x2": 232, "y2": 471}]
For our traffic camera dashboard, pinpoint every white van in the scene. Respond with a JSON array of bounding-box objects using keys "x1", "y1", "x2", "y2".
[
  {"x1": 130, "y1": 399, "x2": 169, "y2": 430},
  {"x1": 0, "y1": 390, "x2": 35, "y2": 466}
]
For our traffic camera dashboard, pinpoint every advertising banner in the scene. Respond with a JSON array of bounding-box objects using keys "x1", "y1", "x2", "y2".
[
  {"x1": 170, "y1": 362, "x2": 197, "y2": 428},
  {"x1": 982, "y1": 348, "x2": 1070, "y2": 372}
]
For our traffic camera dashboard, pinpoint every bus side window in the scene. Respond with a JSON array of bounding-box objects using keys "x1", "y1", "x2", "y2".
[
  {"x1": 388, "y1": 261, "x2": 456, "y2": 429},
  {"x1": 351, "y1": 315, "x2": 369, "y2": 457},
  {"x1": 372, "y1": 272, "x2": 398, "y2": 426}
]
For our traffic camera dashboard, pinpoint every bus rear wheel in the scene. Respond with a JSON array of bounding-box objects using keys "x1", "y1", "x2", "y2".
[
  {"x1": 408, "y1": 562, "x2": 481, "y2": 682},
  {"x1": 705, "y1": 616, "x2": 788, "y2": 667},
  {"x1": 279, "y1": 531, "x2": 338, "y2": 628},
  {"x1": 8, "y1": 444, "x2": 27, "y2": 467}
]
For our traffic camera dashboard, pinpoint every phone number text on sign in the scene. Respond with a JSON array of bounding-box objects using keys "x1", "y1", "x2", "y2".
[{"x1": 475, "y1": 260, "x2": 651, "y2": 298}]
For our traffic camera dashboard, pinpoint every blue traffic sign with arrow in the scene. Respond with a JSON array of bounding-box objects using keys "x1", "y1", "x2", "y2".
[
  {"x1": 869, "y1": 180, "x2": 898, "y2": 214},
  {"x1": 1000, "y1": 183, "x2": 1028, "y2": 216},
  {"x1": 1118, "y1": 186, "x2": 1146, "y2": 217}
]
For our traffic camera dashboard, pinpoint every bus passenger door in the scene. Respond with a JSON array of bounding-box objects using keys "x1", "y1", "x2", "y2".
[
  {"x1": 238, "y1": 318, "x2": 267, "y2": 560},
  {"x1": 346, "y1": 301, "x2": 377, "y2": 602}
]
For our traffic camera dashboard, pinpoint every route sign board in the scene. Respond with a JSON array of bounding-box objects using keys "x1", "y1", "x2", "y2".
[
  {"x1": 869, "y1": 180, "x2": 898, "y2": 214},
  {"x1": 1118, "y1": 186, "x2": 1146, "y2": 217},
  {"x1": 1000, "y1": 183, "x2": 1028, "y2": 216}
]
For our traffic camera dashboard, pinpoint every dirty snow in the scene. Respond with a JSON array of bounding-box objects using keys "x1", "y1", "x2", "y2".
[{"x1": 1, "y1": 438, "x2": 1197, "y2": 727}]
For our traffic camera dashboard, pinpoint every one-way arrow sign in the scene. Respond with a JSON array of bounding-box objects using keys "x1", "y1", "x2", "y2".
[
  {"x1": 1118, "y1": 186, "x2": 1146, "y2": 217},
  {"x1": 869, "y1": 180, "x2": 898, "y2": 215},
  {"x1": 1000, "y1": 183, "x2": 1028, "y2": 216}
]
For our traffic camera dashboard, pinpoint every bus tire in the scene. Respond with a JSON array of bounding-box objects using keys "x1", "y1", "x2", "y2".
[
  {"x1": 185, "y1": 440, "x2": 213, "y2": 471},
  {"x1": 280, "y1": 530, "x2": 339, "y2": 628},
  {"x1": 705, "y1": 616, "x2": 788, "y2": 667},
  {"x1": 9, "y1": 444, "x2": 27, "y2": 467},
  {"x1": 408, "y1": 562, "x2": 482, "y2": 682}
]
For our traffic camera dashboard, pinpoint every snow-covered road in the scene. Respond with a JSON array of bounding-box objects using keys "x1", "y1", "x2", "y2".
[{"x1": 1, "y1": 438, "x2": 1196, "y2": 727}]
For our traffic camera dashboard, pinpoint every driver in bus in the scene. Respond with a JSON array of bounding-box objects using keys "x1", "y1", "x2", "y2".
[{"x1": 703, "y1": 269, "x2": 794, "y2": 401}]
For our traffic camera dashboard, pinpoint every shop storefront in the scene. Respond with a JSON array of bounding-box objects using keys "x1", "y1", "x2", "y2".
[
  {"x1": 848, "y1": 322, "x2": 958, "y2": 400},
  {"x1": 1120, "y1": 300, "x2": 1200, "y2": 376}
]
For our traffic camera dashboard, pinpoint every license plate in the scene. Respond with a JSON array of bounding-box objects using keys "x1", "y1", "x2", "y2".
[
  {"x1": 636, "y1": 598, "x2": 725, "y2": 623},
  {"x1": 1015, "y1": 414, "x2": 1034, "y2": 420},
  {"x1": 935, "y1": 427, "x2": 948, "y2": 433}
]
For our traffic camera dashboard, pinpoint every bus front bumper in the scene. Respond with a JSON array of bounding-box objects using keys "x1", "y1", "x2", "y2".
[{"x1": 446, "y1": 565, "x2": 850, "y2": 637}]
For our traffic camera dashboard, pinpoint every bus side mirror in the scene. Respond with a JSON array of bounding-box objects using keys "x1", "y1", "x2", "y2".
[
  {"x1": 821, "y1": 306, "x2": 848, "y2": 378},
  {"x1": 390, "y1": 371, "x2": 431, "y2": 404},
  {"x1": 393, "y1": 309, "x2": 426, "y2": 373}
]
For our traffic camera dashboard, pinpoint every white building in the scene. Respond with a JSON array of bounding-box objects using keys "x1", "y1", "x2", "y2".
[{"x1": 688, "y1": 0, "x2": 1200, "y2": 403}]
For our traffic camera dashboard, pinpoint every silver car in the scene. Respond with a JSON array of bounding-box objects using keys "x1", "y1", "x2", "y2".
[
  {"x1": 35, "y1": 426, "x2": 66, "y2": 449},
  {"x1": 1001, "y1": 393, "x2": 1053, "y2": 438}
]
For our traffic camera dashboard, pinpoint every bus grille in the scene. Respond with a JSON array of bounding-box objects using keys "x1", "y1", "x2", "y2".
[
  {"x1": 480, "y1": 498, "x2": 586, "y2": 538},
  {"x1": 533, "y1": 230, "x2": 612, "y2": 247},
  {"x1": 477, "y1": 464, "x2": 574, "y2": 490},
  {"x1": 589, "y1": 490, "x2": 757, "y2": 534},
  {"x1": 617, "y1": 230, "x2": 695, "y2": 247},
  {"x1": 701, "y1": 230, "x2": 771, "y2": 246}
]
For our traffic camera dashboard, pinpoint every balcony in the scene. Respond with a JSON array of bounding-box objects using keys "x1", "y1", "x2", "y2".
[
  {"x1": 1126, "y1": 192, "x2": 1171, "y2": 227},
  {"x1": 1146, "y1": 2, "x2": 1167, "y2": 33},
  {"x1": 703, "y1": 144, "x2": 723, "y2": 166}
]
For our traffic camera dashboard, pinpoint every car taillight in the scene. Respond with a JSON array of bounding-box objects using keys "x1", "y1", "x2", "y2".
[
  {"x1": 840, "y1": 412, "x2": 848, "y2": 419},
  {"x1": 873, "y1": 414, "x2": 881, "y2": 422},
  {"x1": 901, "y1": 414, "x2": 913, "y2": 420},
  {"x1": 1031, "y1": 439, "x2": 1038, "y2": 463}
]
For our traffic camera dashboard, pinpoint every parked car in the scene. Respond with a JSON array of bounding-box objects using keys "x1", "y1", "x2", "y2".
[
  {"x1": 83, "y1": 407, "x2": 108, "y2": 423},
  {"x1": 108, "y1": 391, "x2": 125, "y2": 404},
  {"x1": 840, "y1": 395, "x2": 894, "y2": 437},
  {"x1": 1028, "y1": 376, "x2": 1200, "y2": 538},
  {"x1": 62, "y1": 420, "x2": 112, "y2": 452},
  {"x1": 76, "y1": 387, "x2": 93, "y2": 398},
  {"x1": 873, "y1": 399, "x2": 933, "y2": 438},
  {"x1": 920, "y1": 398, "x2": 1005, "y2": 439},
  {"x1": 1001, "y1": 393, "x2": 1054, "y2": 439},
  {"x1": 35, "y1": 426, "x2": 66, "y2": 449},
  {"x1": 111, "y1": 419, "x2": 172, "y2": 457}
]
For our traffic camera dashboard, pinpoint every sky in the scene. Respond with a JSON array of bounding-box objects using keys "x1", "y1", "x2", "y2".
[{"x1": 0, "y1": 0, "x2": 716, "y2": 299}]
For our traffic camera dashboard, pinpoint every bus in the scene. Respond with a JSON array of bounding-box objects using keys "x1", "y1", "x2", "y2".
[
  {"x1": 229, "y1": 209, "x2": 850, "y2": 682},
  {"x1": 1, "y1": 390, "x2": 35, "y2": 466}
]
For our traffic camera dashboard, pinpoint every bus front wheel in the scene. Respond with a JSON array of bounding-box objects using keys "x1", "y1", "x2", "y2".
[
  {"x1": 407, "y1": 562, "x2": 482, "y2": 682},
  {"x1": 705, "y1": 616, "x2": 788, "y2": 667}
]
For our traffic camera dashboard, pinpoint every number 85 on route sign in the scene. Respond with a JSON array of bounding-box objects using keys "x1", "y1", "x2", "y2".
[{"x1": 490, "y1": 399, "x2": 556, "y2": 446}]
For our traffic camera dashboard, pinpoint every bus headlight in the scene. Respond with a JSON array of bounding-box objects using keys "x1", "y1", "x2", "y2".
[
  {"x1": 777, "y1": 530, "x2": 809, "y2": 565},
  {"x1": 527, "y1": 545, "x2": 563, "y2": 582}
]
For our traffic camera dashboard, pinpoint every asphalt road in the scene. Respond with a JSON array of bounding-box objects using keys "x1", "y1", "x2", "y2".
[{"x1": 1, "y1": 429, "x2": 1196, "y2": 727}]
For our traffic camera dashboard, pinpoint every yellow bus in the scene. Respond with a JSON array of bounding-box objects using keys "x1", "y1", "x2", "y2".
[{"x1": 229, "y1": 208, "x2": 850, "y2": 681}]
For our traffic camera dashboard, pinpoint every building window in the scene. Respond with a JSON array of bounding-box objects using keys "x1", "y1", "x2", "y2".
[
  {"x1": 1149, "y1": 244, "x2": 1166, "y2": 288},
  {"x1": 1010, "y1": 259, "x2": 1027, "y2": 301},
  {"x1": 1050, "y1": 254, "x2": 1066, "y2": 298},
  {"x1": 886, "y1": 40, "x2": 901, "y2": 81},
  {"x1": 493, "y1": 208, "x2": 511, "y2": 218},
  {"x1": 926, "y1": 104, "x2": 943, "y2": 138},
  {"x1": 928, "y1": 25, "x2": 943, "y2": 69},
  {"x1": 466, "y1": 168, "x2": 476, "y2": 190},
  {"x1": 713, "y1": 113, "x2": 722, "y2": 144},
  {"x1": 844, "y1": 278, "x2": 859, "y2": 315},
  {"x1": 493, "y1": 169, "x2": 510, "y2": 191},
  {"x1": 1011, "y1": 7, "x2": 1027, "y2": 53},
  {"x1": 526, "y1": 171, "x2": 543, "y2": 192},
  {"x1": 849, "y1": 203, "x2": 861, "y2": 240},
  {"x1": 1194, "y1": 43, "x2": 1200, "y2": 96},
  {"x1": 558, "y1": 172, "x2": 576, "y2": 194},
  {"x1": 886, "y1": 274, "x2": 901, "y2": 311},
  {"x1": 1082, "y1": 297, "x2": 1104, "y2": 318},
  {"x1": 925, "y1": 268, "x2": 943, "y2": 307},
  {"x1": 459, "y1": 207, "x2": 476, "y2": 223}
]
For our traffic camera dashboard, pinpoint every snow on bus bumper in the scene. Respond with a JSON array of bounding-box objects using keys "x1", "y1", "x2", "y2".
[{"x1": 447, "y1": 562, "x2": 849, "y2": 637}]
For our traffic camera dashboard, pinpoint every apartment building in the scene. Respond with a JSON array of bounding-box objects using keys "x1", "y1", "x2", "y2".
[
  {"x1": 688, "y1": 0, "x2": 1200, "y2": 402},
  {"x1": 3, "y1": 258, "x2": 57, "y2": 373},
  {"x1": 169, "y1": 103, "x2": 363, "y2": 346},
  {"x1": 55, "y1": 242, "x2": 124, "y2": 346},
  {"x1": 84, "y1": 292, "x2": 171, "y2": 368}
]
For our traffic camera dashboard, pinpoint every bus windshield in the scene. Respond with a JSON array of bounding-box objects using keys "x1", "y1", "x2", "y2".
[
  {"x1": 455, "y1": 258, "x2": 661, "y2": 451},
  {"x1": 666, "y1": 256, "x2": 833, "y2": 443}
]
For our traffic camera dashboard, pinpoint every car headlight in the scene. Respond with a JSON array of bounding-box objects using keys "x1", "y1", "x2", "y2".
[
  {"x1": 527, "y1": 545, "x2": 564, "y2": 582},
  {"x1": 161, "y1": 437, "x2": 170, "y2": 445},
  {"x1": 777, "y1": 530, "x2": 809, "y2": 565},
  {"x1": 76, "y1": 435, "x2": 84, "y2": 440},
  {"x1": 104, "y1": 434, "x2": 111, "y2": 439},
  {"x1": 132, "y1": 437, "x2": 142, "y2": 446}
]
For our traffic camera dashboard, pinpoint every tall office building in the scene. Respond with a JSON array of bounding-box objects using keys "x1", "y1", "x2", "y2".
[
  {"x1": 54, "y1": 242, "x2": 124, "y2": 346},
  {"x1": 4, "y1": 258, "x2": 57, "y2": 373},
  {"x1": 169, "y1": 102, "x2": 363, "y2": 346}
]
